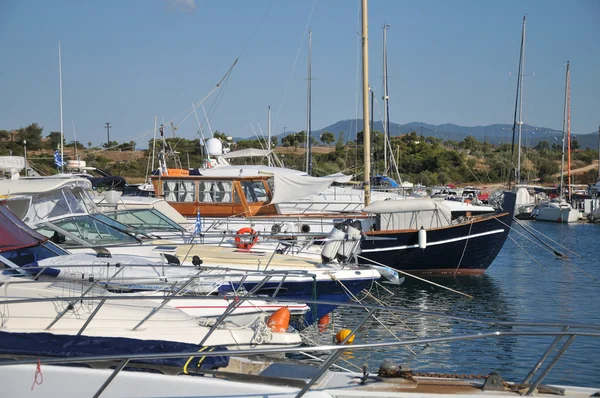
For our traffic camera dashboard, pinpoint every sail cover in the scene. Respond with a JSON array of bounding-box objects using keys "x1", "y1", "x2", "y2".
[
  {"x1": 221, "y1": 148, "x2": 271, "y2": 159},
  {"x1": 0, "y1": 201, "x2": 48, "y2": 252},
  {"x1": 271, "y1": 173, "x2": 338, "y2": 204}
]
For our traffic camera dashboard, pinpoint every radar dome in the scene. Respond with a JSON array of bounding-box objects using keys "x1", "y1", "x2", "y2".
[{"x1": 206, "y1": 138, "x2": 223, "y2": 156}]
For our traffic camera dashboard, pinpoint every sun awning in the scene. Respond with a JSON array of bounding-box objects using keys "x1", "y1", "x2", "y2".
[
  {"x1": 270, "y1": 173, "x2": 339, "y2": 204},
  {"x1": 0, "y1": 201, "x2": 48, "y2": 252}
]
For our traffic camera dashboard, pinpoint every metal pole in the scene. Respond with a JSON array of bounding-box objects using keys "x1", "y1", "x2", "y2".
[
  {"x1": 105, "y1": 122, "x2": 112, "y2": 147},
  {"x1": 59, "y1": 42, "x2": 64, "y2": 172},
  {"x1": 306, "y1": 29, "x2": 313, "y2": 175},
  {"x1": 517, "y1": 16, "x2": 526, "y2": 184},
  {"x1": 382, "y1": 24, "x2": 389, "y2": 175},
  {"x1": 23, "y1": 140, "x2": 27, "y2": 175},
  {"x1": 559, "y1": 62, "x2": 569, "y2": 200},
  {"x1": 267, "y1": 105, "x2": 271, "y2": 166},
  {"x1": 361, "y1": 0, "x2": 371, "y2": 207}
]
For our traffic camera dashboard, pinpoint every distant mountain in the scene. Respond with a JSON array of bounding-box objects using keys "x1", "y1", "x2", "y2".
[{"x1": 267, "y1": 119, "x2": 599, "y2": 149}]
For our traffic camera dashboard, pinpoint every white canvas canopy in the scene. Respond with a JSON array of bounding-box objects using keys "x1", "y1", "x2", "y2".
[
  {"x1": 270, "y1": 173, "x2": 339, "y2": 205},
  {"x1": 0, "y1": 178, "x2": 98, "y2": 225},
  {"x1": 221, "y1": 148, "x2": 271, "y2": 159},
  {"x1": 364, "y1": 199, "x2": 453, "y2": 231}
]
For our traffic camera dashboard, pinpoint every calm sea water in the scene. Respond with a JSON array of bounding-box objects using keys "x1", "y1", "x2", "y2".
[{"x1": 326, "y1": 221, "x2": 600, "y2": 387}]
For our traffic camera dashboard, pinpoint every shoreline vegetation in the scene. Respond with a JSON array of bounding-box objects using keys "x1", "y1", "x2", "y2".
[{"x1": 2, "y1": 123, "x2": 598, "y2": 188}]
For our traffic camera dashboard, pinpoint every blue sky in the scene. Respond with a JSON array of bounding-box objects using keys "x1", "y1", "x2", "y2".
[{"x1": 1, "y1": 0, "x2": 598, "y2": 147}]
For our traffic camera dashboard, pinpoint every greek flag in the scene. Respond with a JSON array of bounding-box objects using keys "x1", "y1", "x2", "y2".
[
  {"x1": 194, "y1": 210, "x2": 202, "y2": 235},
  {"x1": 54, "y1": 150, "x2": 66, "y2": 168}
]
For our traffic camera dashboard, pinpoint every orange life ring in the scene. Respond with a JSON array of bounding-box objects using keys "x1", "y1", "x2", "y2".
[{"x1": 235, "y1": 228, "x2": 258, "y2": 250}]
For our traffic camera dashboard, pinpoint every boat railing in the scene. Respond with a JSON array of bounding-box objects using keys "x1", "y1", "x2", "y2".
[
  {"x1": 0, "y1": 270, "x2": 312, "y2": 346},
  {"x1": 0, "y1": 293, "x2": 598, "y2": 398}
]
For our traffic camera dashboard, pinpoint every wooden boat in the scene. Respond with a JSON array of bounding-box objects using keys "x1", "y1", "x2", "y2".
[{"x1": 151, "y1": 174, "x2": 278, "y2": 218}]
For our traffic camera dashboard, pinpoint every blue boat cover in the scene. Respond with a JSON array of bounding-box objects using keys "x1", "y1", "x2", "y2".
[{"x1": 0, "y1": 331, "x2": 228, "y2": 372}]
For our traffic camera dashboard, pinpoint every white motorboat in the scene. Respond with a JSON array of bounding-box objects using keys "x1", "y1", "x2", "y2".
[
  {"x1": 0, "y1": 277, "x2": 302, "y2": 350},
  {"x1": 533, "y1": 198, "x2": 580, "y2": 223}
]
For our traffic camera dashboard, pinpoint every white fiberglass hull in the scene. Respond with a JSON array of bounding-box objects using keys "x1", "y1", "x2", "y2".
[
  {"x1": 2, "y1": 363, "x2": 597, "y2": 398},
  {"x1": 534, "y1": 201, "x2": 580, "y2": 223},
  {"x1": 0, "y1": 280, "x2": 302, "y2": 349}
]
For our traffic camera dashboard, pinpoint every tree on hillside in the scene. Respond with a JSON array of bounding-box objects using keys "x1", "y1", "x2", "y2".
[
  {"x1": 102, "y1": 140, "x2": 120, "y2": 150},
  {"x1": 65, "y1": 140, "x2": 85, "y2": 150},
  {"x1": 280, "y1": 133, "x2": 294, "y2": 147},
  {"x1": 296, "y1": 131, "x2": 306, "y2": 147},
  {"x1": 320, "y1": 132, "x2": 335, "y2": 146},
  {"x1": 571, "y1": 139, "x2": 580, "y2": 150},
  {"x1": 213, "y1": 131, "x2": 228, "y2": 142},
  {"x1": 537, "y1": 158, "x2": 559, "y2": 183},
  {"x1": 117, "y1": 141, "x2": 136, "y2": 151},
  {"x1": 459, "y1": 135, "x2": 480, "y2": 152},
  {"x1": 17, "y1": 123, "x2": 43, "y2": 150},
  {"x1": 535, "y1": 140, "x2": 550, "y2": 151},
  {"x1": 46, "y1": 132, "x2": 65, "y2": 150}
]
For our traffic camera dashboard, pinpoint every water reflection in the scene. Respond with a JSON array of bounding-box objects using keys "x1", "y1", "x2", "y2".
[{"x1": 316, "y1": 221, "x2": 600, "y2": 387}]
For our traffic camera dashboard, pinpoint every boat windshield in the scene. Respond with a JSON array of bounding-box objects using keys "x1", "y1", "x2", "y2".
[
  {"x1": 35, "y1": 215, "x2": 139, "y2": 247},
  {"x1": 0, "y1": 242, "x2": 68, "y2": 268},
  {"x1": 103, "y1": 209, "x2": 185, "y2": 232},
  {"x1": 23, "y1": 186, "x2": 100, "y2": 225}
]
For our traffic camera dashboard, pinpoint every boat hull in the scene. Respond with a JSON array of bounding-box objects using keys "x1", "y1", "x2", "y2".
[
  {"x1": 218, "y1": 275, "x2": 377, "y2": 324},
  {"x1": 360, "y1": 192, "x2": 516, "y2": 275},
  {"x1": 533, "y1": 203, "x2": 580, "y2": 223}
]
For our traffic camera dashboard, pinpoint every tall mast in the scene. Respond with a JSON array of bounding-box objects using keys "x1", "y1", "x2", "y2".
[
  {"x1": 511, "y1": 16, "x2": 526, "y2": 185},
  {"x1": 306, "y1": 29, "x2": 313, "y2": 175},
  {"x1": 567, "y1": 62, "x2": 571, "y2": 202},
  {"x1": 58, "y1": 42, "x2": 64, "y2": 172},
  {"x1": 382, "y1": 24, "x2": 390, "y2": 175},
  {"x1": 362, "y1": 0, "x2": 371, "y2": 206},
  {"x1": 267, "y1": 105, "x2": 272, "y2": 167},
  {"x1": 597, "y1": 125, "x2": 600, "y2": 181},
  {"x1": 517, "y1": 16, "x2": 526, "y2": 184},
  {"x1": 560, "y1": 61, "x2": 570, "y2": 200}
]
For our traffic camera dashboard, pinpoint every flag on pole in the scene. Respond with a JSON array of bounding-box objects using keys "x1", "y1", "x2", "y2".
[
  {"x1": 194, "y1": 210, "x2": 202, "y2": 235},
  {"x1": 54, "y1": 150, "x2": 66, "y2": 168}
]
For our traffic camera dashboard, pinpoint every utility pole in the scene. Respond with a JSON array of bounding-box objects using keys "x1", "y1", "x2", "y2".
[{"x1": 105, "y1": 122, "x2": 112, "y2": 147}]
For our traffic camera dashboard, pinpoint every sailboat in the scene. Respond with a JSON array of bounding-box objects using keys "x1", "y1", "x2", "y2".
[
  {"x1": 344, "y1": 4, "x2": 516, "y2": 275},
  {"x1": 532, "y1": 62, "x2": 580, "y2": 223}
]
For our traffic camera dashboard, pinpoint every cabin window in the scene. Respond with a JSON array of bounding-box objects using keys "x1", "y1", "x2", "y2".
[
  {"x1": 163, "y1": 181, "x2": 195, "y2": 203},
  {"x1": 198, "y1": 181, "x2": 232, "y2": 203},
  {"x1": 241, "y1": 181, "x2": 268, "y2": 203}
]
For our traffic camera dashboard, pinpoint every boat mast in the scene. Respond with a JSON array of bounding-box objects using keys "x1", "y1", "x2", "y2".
[
  {"x1": 597, "y1": 125, "x2": 600, "y2": 181},
  {"x1": 382, "y1": 24, "x2": 390, "y2": 175},
  {"x1": 567, "y1": 62, "x2": 571, "y2": 202},
  {"x1": 362, "y1": 0, "x2": 371, "y2": 206},
  {"x1": 58, "y1": 42, "x2": 64, "y2": 172},
  {"x1": 267, "y1": 105, "x2": 272, "y2": 167},
  {"x1": 511, "y1": 16, "x2": 526, "y2": 186},
  {"x1": 559, "y1": 61, "x2": 570, "y2": 200},
  {"x1": 306, "y1": 29, "x2": 313, "y2": 175}
]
